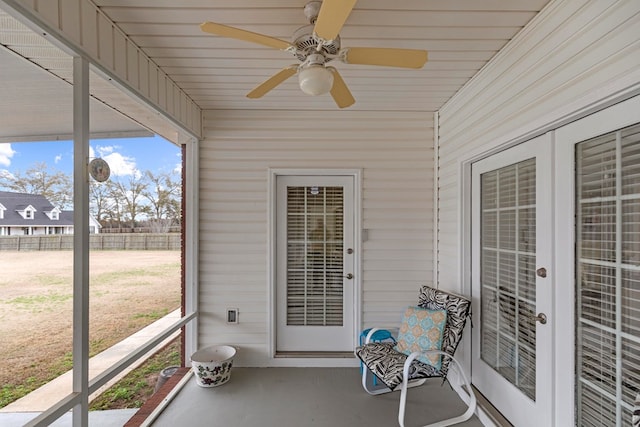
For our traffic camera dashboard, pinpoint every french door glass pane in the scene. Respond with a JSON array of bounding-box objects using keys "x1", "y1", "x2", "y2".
[
  {"x1": 480, "y1": 158, "x2": 536, "y2": 400},
  {"x1": 286, "y1": 186, "x2": 343, "y2": 326},
  {"x1": 575, "y1": 123, "x2": 640, "y2": 427}
]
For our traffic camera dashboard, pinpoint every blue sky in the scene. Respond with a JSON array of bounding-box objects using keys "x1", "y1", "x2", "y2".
[{"x1": 0, "y1": 135, "x2": 181, "y2": 179}]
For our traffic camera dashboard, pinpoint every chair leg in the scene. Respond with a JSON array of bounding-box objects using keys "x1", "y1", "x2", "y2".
[
  {"x1": 398, "y1": 351, "x2": 477, "y2": 427},
  {"x1": 361, "y1": 363, "x2": 427, "y2": 396},
  {"x1": 361, "y1": 364, "x2": 391, "y2": 395}
]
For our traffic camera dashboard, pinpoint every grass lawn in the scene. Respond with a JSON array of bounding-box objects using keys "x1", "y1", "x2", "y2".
[
  {"x1": 0, "y1": 250, "x2": 181, "y2": 409},
  {"x1": 89, "y1": 337, "x2": 181, "y2": 410}
]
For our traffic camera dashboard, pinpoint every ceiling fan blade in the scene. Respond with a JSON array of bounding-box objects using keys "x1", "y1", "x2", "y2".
[
  {"x1": 201, "y1": 21, "x2": 294, "y2": 51},
  {"x1": 328, "y1": 67, "x2": 355, "y2": 109},
  {"x1": 342, "y1": 47, "x2": 428, "y2": 69},
  {"x1": 246, "y1": 66, "x2": 298, "y2": 99},
  {"x1": 314, "y1": 0, "x2": 358, "y2": 42}
]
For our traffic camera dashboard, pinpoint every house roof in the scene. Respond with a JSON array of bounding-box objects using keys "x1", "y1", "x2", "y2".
[{"x1": 0, "y1": 191, "x2": 74, "y2": 227}]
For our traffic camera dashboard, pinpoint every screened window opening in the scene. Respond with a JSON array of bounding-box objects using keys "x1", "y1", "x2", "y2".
[
  {"x1": 576, "y1": 123, "x2": 640, "y2": 427},
  {"x1": 286, "y1": 186, "x2": 344, "y2": 326}
]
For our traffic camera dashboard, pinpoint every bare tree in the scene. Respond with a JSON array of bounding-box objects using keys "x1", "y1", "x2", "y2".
[
  {"x1": 104, "y1": 180, "x2": 125, "y2": 230},
  {"x1": 0, "y1": 160, "x2": 181, "y2": 231},
  {"x1": 148, "y1": 218, "x2": 173, "y2": 233},
  {"x1": 142, "y1": 171, "x2": 181, "y2": 222},
  {"x1": 0, "y1": 162, "x2": 72, "y2": 209},
  {"x1": 112, "y1": 174, "x2": 148, "y2": 230},
  {"x1": 89, "y1": 181, "x2": 112, "y2": 224}
]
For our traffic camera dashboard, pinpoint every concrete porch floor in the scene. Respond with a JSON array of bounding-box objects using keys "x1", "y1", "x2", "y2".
[{"x1": 145, "y1": 367, "x2": 484, "y2": 427}]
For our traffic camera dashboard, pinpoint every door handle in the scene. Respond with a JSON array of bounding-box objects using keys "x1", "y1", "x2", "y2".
[
  {"x1": 344, "y1": 273, "x2": 353, "y2": 280},
  {"x1": 533, "y1": 313, "x2": 547, "y2": 324}
]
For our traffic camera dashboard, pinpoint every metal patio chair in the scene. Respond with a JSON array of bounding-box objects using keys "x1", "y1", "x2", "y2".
[
  {"x1": 634, "y1": 392, "x2": 640, "y2": 427},
  {"x1": 355, "y1": 285, "x2": 476, "y2": 427}
]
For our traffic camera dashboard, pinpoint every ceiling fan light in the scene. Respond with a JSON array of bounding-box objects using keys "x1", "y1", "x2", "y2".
[{"x1": 298, "y1": 65, "x2": 334, "y2": 96}]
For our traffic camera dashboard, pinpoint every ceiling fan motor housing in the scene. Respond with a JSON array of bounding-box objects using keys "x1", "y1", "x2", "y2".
[{"x1": 292, "y1": 24, "x2": 340, "y2": 62}]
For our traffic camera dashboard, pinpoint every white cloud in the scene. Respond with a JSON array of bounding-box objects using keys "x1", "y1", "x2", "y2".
[
  {"x1": 92, "y1": 145, "x2": 139, "y2": 178},
  {"x1": 103, "y1": 152, "x2": 138, "y2": 177},
  {"x1": 173, "y1": 151, "x2": 183, "y2": 174},
  {"x1": 0, "y1": 143, "x2": 15, "y2": 167},
  {"x1": 0, "y1": 169, "x2": 15, "y2": 180},
  {"x1": 54, "y1": 154, "x2": 63, "y2": 164},
  {"x1": 97, "y1": 145, "x2": 116, "y2": 156}
]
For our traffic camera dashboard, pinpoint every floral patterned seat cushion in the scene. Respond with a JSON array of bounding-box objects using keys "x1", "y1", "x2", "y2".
[
  {"x1": 395, "y1": 306, "x2": 447, "y2": 369},
  {"x1": 355, "y1": 342, "x2": 441, "y2": 390}
]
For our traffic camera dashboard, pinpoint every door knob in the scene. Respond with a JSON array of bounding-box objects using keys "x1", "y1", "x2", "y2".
[
  {"x1": 533, "y1": 313, "x2": 547, "y2": 324},
  {"x1": 344, "y1": 273, "x2": 353, "y2": 280},
  {"x1": 536, "y1": 267, "x2": 547, "y2": 278}
]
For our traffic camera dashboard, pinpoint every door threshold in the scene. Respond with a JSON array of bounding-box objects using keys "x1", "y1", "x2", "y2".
[
  {"x1": 473, "y1": 386, "x2": 514, "y2": 427},
  {"x1": 275, "y1": 351, "x2": 354, "y2": 358}
]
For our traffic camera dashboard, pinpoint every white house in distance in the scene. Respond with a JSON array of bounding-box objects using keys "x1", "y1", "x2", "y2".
[{"x1": 0, "y1": 191, "x2": 101, "y2": 235}]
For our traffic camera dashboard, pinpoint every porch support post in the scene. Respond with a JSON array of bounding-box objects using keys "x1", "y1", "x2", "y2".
[
  {"x1": 72, "y1": 55, "x2": 90, "y2": 427},
  {"x1": 183, "y1": 137, "x2": 199, "y2": 358}
]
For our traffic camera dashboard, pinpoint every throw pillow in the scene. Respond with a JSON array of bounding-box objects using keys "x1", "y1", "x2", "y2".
[{"x1": 395, "y1": 306, "x2": 447, "y2": 370}]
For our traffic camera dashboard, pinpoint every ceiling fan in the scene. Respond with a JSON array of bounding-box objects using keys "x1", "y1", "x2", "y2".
[{"x1": 200, "y1": 0, "x2": 428, "y2": 108}]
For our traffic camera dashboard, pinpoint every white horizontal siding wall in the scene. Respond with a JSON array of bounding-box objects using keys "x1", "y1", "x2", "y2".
[
  {"x1": 436, "y1": 0, "x2": 640, "y2": 294},
  {"x1": 199, "y1": 109, "x2": 433, "y2": 366}
]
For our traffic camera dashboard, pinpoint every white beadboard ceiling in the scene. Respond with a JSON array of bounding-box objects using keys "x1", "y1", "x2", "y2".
[{"x1": 0, "y1": 0, "x2": 552, "y2": 139}]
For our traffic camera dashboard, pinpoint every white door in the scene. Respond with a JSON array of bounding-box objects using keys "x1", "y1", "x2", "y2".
[
  {"x1": 554, "y1": 95, "x2": 640, "y2": 426},
  {"x1": 276, "y1": 175, "x2": 355, "y2": 352},
  {"x1": 471, "y1": 135, "x2": 554, "y2": 426}
]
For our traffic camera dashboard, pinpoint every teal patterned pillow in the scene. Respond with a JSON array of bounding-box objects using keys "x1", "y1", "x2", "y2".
[{"x1": 395, "y1": 306, "x2": 447, "y2": 369}]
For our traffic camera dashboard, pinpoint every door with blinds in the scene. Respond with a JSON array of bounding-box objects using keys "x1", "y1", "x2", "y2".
[
  {"x1": 570, "y1": 121, "x2": 640, "y2": 426},
  {"x1": 276, "y1": 175, "x2": 355, "y2": 352},
  {"x1": 471, "y1": 135, "x2": 553, "y2": 426}
]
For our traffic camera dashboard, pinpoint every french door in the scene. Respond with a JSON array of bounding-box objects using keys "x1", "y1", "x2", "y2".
[
  {"x1": 275, "y1": 175, "x2": 355, "y2": 352},
  {"x1": 471, "y1": 135, "x2": 554, "y2": 426},
  {"x1": 555, "y1": 95, "x2": 640, "y2": 427}
]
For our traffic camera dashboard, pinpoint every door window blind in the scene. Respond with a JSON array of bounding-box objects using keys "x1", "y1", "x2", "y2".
[
  {"x1": 480, "y1": 158, "x2": 537, "y2": 400},
  {"x1": 286, "y1": 186, "x2": 344, "y2": 326},
  {"x1": 576, "y1": 123, "x2": 640, "y2": 427}
]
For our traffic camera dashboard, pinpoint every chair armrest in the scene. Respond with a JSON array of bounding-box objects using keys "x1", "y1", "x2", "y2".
[
  {"x1": 399, "y1": 349, "x2": 477, "y2": 426},
  {"x1": 363, "y1": 327, "x2": 399, "y2": 344}
]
